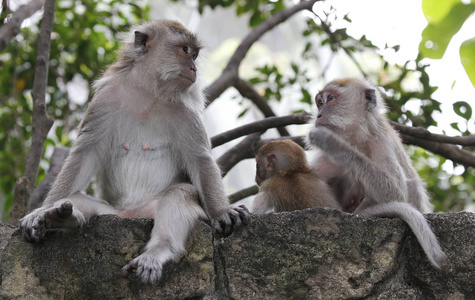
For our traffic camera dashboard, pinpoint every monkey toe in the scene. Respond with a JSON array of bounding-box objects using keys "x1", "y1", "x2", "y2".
[
  {"x1": 121, "y1": 261, "x2": 137, "y2": 278},
  {"x1": 123, "y1": 254, "x2": 163, "y2": 284},
  {"x1": 57, "y1": 201, "x2": 74, "y2": 219}
]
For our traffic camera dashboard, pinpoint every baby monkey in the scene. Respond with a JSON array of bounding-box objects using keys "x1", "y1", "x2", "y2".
[{"x1": 252, "y1": 139, "x2": 342, "y2": 213}]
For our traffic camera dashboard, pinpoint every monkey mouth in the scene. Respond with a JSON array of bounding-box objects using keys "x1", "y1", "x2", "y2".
[{"x1": 178, "y1": 74, "x2": 196, "y2": 85}]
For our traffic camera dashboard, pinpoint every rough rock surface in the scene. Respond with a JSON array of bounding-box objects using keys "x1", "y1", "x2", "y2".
[{"x1": 0, "y1": 208, "x2": 474, "y2": 299}]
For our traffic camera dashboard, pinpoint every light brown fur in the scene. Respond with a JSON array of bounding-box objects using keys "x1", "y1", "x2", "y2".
[{"x1": 252, "y1": 139, "x2": 341, "y2": 213}]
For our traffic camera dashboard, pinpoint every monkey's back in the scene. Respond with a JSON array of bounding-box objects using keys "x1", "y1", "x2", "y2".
[{"x1": 269, "y1": 172, "x2": 341, "y2": 212}]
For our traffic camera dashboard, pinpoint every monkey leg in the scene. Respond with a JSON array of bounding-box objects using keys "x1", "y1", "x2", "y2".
[
  {"x1": 20, "y1": 192, "x2": 117, "y2": 242},
  {"x1": 121, "y1": 183, "x2": 207, "y2": 284}
]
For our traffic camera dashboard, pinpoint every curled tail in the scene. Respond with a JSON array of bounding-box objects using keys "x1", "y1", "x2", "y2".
[{"x1": 359, "y1": 202, "x2": 447, "y2": 269}]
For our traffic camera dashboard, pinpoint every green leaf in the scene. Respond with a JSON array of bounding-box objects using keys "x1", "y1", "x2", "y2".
[
  {"x1": 450, "y1": 122, "x2": 461, "y2": 132},
  {"x1": 453, "y1": 101, "x2": 472, "y2": 120},
  {"x1": 300, "y1": 88, "x2": 312, "y2": 105},
  {"x1": 249, "y1": 12, "x2": 262, "y2": 27},
  {"x1": 419, "y1": 2, "x2": 475, "y2": 59},
  {"x1": 460, "y1": 37, "x2": 475, "y2": 88},
  {"x1": 422, "y1": 0, "x2": 460, "y2": 23},
  {"x1": 237, "y1": 108, "x2": 249, "y2": 118},
  {"x1": 55, "y1": 125, "x2": 63, "y2": 142}
]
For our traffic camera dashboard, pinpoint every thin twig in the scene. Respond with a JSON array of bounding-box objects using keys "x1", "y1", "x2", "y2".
[
  {"x1": 233, "y1": 78, "x2": 290, "y2": 137},
  {"x1": 205, "y1": 0, "x2": 319, "y2": 104}
]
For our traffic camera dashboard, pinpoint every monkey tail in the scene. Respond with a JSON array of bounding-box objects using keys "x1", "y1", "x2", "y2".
[{"x1": 359, "y1": 202, "x2": 447, "y2": 269}]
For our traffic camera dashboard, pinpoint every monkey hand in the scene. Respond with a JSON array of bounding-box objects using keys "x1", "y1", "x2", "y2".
[
  {"x1": 309, "y1": 126, "x2": 338, "y2": 149},
  {"x1": 309, "y1": 127, "x2": 357, "y2": 164},
  {"x1": 19, "y1": 200, "x2": 86, "y2": 242},
  {"x1": 122, "y1": 252, "x2": 163, "y2": 284},
  {"x1": 210, "y1": 205, "x2": 250, "y2": 237}
]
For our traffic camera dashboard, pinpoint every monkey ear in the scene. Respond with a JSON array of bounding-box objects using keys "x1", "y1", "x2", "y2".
[
  {"x1": 266, "y1": 154, "x2": 277, "y2": 172},
  {"x1": 134, "y1": 31, "x2": 149, "y2": 53},
  {"x1": 365, "y1": 88, "x2": 377, "y2": 111}
]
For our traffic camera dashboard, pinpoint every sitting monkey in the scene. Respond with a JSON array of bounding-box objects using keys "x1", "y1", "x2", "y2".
[
  {"x1": 309, "y1": 77, "x2": 447, "y2": 268},
  {"x1": 252, "y1": 139, "x2": 342, "y2": 213},
  {"x1": 20, "y1": 20, "x2": 250, "y2": 284}
]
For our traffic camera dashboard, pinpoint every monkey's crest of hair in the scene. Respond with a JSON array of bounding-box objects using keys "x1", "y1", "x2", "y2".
[{"x1": 259, "y1": 140, "x2": 312, "y2": 176}]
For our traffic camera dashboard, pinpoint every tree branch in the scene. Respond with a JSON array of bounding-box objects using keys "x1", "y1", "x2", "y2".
[
  {"x1": 217, "y1": 132, "x2": 264, "y2": 177},
  {"x1": 211, "y1": 112, "x2": 312, "y2": 148},
  {"x1": 0, "y1": 0, "x2": 45, "y2": 52},
  {"x1": 233, "y1": 78, "x2": 290, "y2": 136},
  {"x1": 391, "y1": 121, "x2": 475, "y2": 147},
  {"x1": 10, "y1": 0, "x2": 56, "y2": 224},
  {"x1": 400, "y1": 134, "x2": 475, "y2": 168},
  {"x1": 228, "y1": 185, "x2": 259, "y2": 204},
  {"x1": 204, "y1": 0, "x2": 319, "y2": 105}
]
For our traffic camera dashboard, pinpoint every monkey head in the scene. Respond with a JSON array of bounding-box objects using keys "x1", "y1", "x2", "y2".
[
  {"x1": 255, "y1": 139, "x2": 312, "y2": 185},
  {"x1": 127, "y1": 20, "x2": 202, "y2": 90},
  {"x1": 315, "y1": 78, "x2": 383, "y2": 135}
]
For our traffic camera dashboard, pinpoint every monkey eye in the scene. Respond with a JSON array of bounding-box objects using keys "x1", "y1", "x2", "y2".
[
  {"x1": 327, "y1": 94, "x2": 334, "y2": 102},
  {"x1": 316, "y1": 97, "x2": 323, "y2": 108},
  {"x1": 192, "y1": 50, "x2": 199, "y2": 60},
  {"x1": 182, "y1": 45, "x2": 189, "y2": 54}
]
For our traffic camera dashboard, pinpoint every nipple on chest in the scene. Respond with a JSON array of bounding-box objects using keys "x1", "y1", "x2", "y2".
[
  {"x1": 142, "y1": 143, "x2": 151, "y2": 151},
  {"x1": 122, "y1": 142, "x2": 153, "y2": 151}
]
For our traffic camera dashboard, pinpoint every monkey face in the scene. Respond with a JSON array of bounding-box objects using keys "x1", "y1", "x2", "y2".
[
  {"x1": 174, "y1": 43, "x2": 199, "y2": 86},
  {"x1": 255, "y1": 159, "x2": 265, "y2": 186},
  {"x1": 315, "y1": 88, "x2": 340, "y2": 129}
]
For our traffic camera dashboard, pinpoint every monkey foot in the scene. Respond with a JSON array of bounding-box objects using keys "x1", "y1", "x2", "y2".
[
  {"x1": 20, "y1": 200, "x2": 86, "y2": 242},
  {"x1": 122, "y1": 253, "x2": 163, "y2": 284}
]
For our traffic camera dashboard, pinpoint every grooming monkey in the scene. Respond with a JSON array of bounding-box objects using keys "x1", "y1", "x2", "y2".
[
  {"x1": 308, "y1": 78, "x2": 447, "y2": 268},
  {"x1": 252, "y1": 139, "x2": 342, "y2": 213},
  {"x1": 20, "y1": 20, "x2": 249, "y2": 284}
]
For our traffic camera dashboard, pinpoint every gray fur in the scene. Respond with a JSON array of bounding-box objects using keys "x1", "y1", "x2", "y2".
[
  {"x1": 309, "y1": 78, "x2": 446, "y2": 269},
  {"x1": 19, "y1": 20, "x2": 249, "y2": 284}
]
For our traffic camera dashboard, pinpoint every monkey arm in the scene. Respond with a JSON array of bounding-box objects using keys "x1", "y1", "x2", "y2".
[
  {"x1": 178, "y1": 119, "x2": 249, "y2": 235},
  {"x1": 44, "y1": 145, "x2": 99, "y2": 206},
  {"x1": 251, "y1": 191, "x2": 274, "y2": 214},
  {"x1": 309, "y1": 127, "x2": 406, "y2": 203},
  {"x1": 44, "y1": 102, "x2": 111, "y2": 206}
]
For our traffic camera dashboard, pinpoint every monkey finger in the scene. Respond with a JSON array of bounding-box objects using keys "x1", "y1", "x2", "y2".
[
  {"x1": 22, "y1": 226, "x2": 38, "y2": 242},
  {"x1": 229, "y1": 211, "x2": 242, "y2": 230},
  {"x1": 211, "y1": 219, "x2": 223, "y2": 234},
  {"x1": 121, "y1": 261, "x2": 137, "y2": 278},
  {"x1": 221, "y1": 219, "x2": 233, "y2": 237},
  {"x1": 236, "y1": 205, "x2": 250, "y2": 225}
]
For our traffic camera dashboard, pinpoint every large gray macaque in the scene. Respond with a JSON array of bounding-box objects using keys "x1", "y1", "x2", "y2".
[
  {"x1": 308, "y1": 78, "x2": 447, "y2": 269},
  {"x1": 20, "y1": 20, "x2": 249, "y2": 284}
]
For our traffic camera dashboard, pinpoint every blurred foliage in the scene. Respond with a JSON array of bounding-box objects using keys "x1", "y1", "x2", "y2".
[
  {"x1": 0, "y1": 0, "x2": 149, "y2": 219},
  {"x1": 1, "y1": 0, "x2": 474, "y2": 219},
  {"x1": 420, "y1": 0, "x2": 475, "y2": 87},
  {"x1": 172, "y1": 0, "x2": 286, "y2": 27}
]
